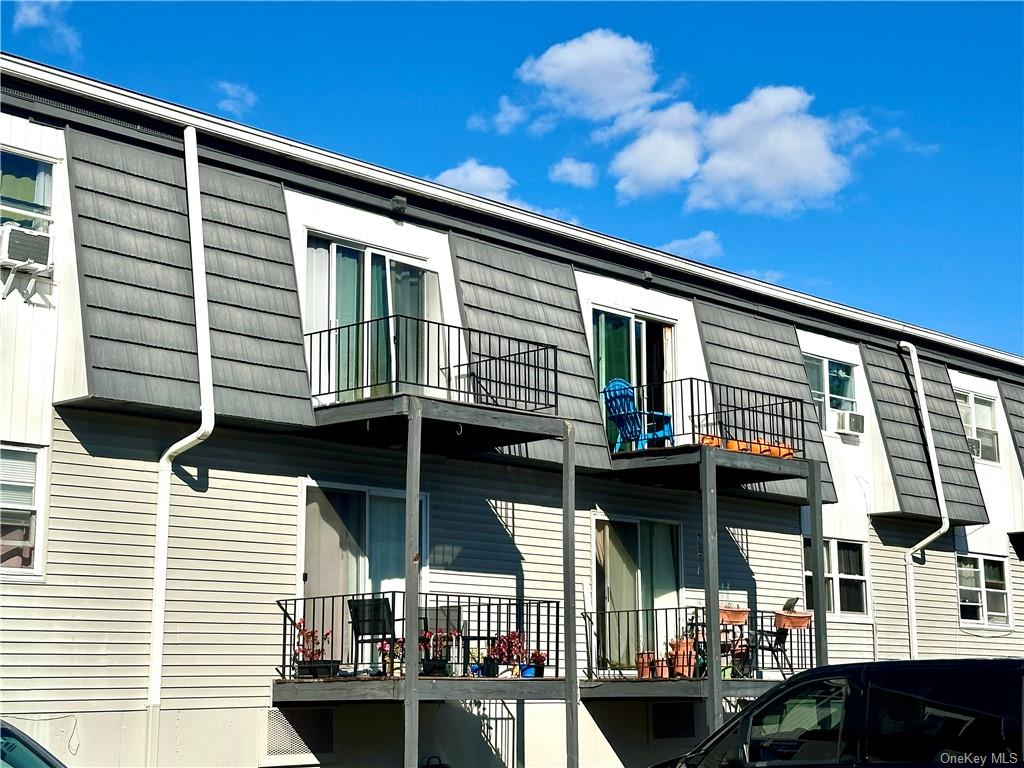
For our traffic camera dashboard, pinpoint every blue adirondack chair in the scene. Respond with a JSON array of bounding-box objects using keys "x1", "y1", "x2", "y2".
[{"x1": 602, "y1": 378, "x2": 674, "y2": 452}]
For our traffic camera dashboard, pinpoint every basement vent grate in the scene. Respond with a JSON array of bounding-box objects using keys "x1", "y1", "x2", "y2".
[{"x1": 267, "y1": 707, "x2": 333, "y2": 756}]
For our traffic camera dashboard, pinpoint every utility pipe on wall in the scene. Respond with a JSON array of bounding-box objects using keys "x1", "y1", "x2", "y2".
[
  {"x1": 145, "y1": 125, "x2": 215, "y2": 766},
  {"x1": 899, "y1": 341, "x2": 950, "y2": 660}
]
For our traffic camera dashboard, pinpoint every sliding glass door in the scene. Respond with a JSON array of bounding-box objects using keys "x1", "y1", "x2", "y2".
[
  {"x1": 595, "y1": 518, "x2": 681, "y2": 669},
  {"x1": 306, "y1": 236, "x2": 442, "y2": 399}
]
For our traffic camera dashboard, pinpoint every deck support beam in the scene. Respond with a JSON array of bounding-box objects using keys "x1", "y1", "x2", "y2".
[
  {"x1": 807, "y1": 460, "x2": 828, "y2": 666},
  {"x1": 403, "y1": 398, "x2": 423, "y2": 768},
  {"x1": 562, "y1": 421, "x2": 579, "y2": 768},
  {"x1": 700, "y1": 446, "x2": 722, "y2": 732}
]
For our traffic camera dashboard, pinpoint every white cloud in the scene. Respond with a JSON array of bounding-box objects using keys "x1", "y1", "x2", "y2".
[
  {"x1": 13, "y1": 1, "x2": 80, "y2": 56},
  {"x1": 549, "y1": 158, "x2": 597, "y2": 189},
  {"x1": 214, "y1": 81, "x2": 257, "y2": 118},
  {"x1": 494, "y1": 96, "x2": 527, "y2": 135},
  {"x1": 686, "y1": 86, "x2": 857, "y2": 215},
  {"x1": 661, "y1": 230, "x2": 723, "y2": 261},
  {"x1": 434, "y1": 158, "x2": 516, "y2": 201},
  {"x1": 433, "y1": 158, "x2": 574, "y2": 222},
  {"x1": 743, "y1": 268, "x2": 786, "y2": 284},
  {"x1": 611, "y1": 102, "x2": 702, "y2": 199},
  {"x1": 516, "y1": 29, "x2": 667, "y2": 122},
  {"x1": 468, "y1": 95, "x2": 528, "y2": 135},
  {"x1": 527, "y1": 114, "x2": 558, "y2": 136}
]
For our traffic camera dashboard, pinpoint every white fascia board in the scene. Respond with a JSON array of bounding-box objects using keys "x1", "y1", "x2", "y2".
[{"x1": 3, "y1": 53, "x2": 1022, "y2": 371}]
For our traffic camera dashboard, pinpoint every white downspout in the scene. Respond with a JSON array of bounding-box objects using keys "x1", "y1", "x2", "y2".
[
  {"x1": 145, "y1": 126, "x2": 215, "y2": 766},
  {"x1": 899, "y1": 341, "x2": 950, "y2": 660}
]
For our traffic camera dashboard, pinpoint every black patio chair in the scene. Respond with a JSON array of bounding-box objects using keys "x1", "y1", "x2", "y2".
[
  {"x1": 348, "y1": 596, "x2": 396, "y2": 671},
  {"x1": 755, "y1": 597, "x2": 801, "y2": 678}
]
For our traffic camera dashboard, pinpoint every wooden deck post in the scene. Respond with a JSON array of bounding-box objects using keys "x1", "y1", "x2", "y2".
[
  {"x1": 700, "y1": 446, "x2": 722, "y2": 732},
  {"x1": 562, "y1": 421, "x2": 579, "y2": 768},
  {"x1": 404, "y1": 397, "x2": 422, "y2": 768},
  {"x1": 807, "y1": 459, "x2": 828, "y2": 666}
]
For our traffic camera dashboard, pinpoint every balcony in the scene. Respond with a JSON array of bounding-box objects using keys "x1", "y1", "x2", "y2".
[
  {"x1": 580, "y1": 605, "x2": 814, "y2": 699},
  {"x1": 304, "y1": 315, "x2": 564, "y2": 449},
  {"x1": 273, "y1": 591, "x2": 567, "y2": 703},
  {"x1": 600, "y1": 377, "x2": 811, "y2": 489},
  {"x1": 602, "y1": 377, "x2": 806, "y2": 457}
]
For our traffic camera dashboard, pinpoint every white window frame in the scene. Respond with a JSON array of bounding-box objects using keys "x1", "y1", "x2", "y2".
[
  {"x1": 954, "y1": 389, "x2": 1000, "y2": 464},
  {"x1": 296, "y1": 477, "x2": 430, "y2": 599},
  {"x1": 955, "y1": 554, "x2": 1011, "y2": 628},
  {"x1": 0, "y1": 148, "x2": 56, "y2": 232},
  {"x1": 803, "y1": 537, "x2": 871, "y2": 619},
  {"x1": 802, "y1": 354, "x2": 858, "y2": 433},
  {"x1": 0, "y1": 443, "x2": 49, "y2": 582}
]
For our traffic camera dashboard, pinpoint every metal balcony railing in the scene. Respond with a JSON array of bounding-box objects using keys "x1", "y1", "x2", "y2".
[
  {"x1": 305, "y1": 315, "x2": 558, "y2": 412},
  {"x1": 276, "y1": 591, "x2": 562, "y2": 680},
  {"x1": 581, "y1": 606, "x2": 813, "y2": 681},
  {"x1": 601, "y1": 377, "x2": 806, "y2": 457}
]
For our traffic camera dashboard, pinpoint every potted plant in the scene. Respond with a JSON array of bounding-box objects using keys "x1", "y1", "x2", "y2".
[
  {"x1": 667, "y1": 634, "x2": 695, "y2": 678},
  {"x1": 488, "y1": 631, "x2": 526, "y2": 676},
  {"x1": 719, "y1": 602, "x2": 750, "y2": 626},
  {"x1": 635, "y1": 650, "x2": 655, "y2": 679},
  {"x1": 529, "y1": 650, "x2": 547, "y2": 678},
  {"x1": 775, "y1": 609, "x2": 811, "y2": 629},
  {"x1": 293, "y1": 619, "x2": 334, "y2": 678},
  {"x1": 376, "y1": 637, "x2": 405, "y2": 676},
  {"x1": 421, "y1": 628, "x2": 461, "y2": 676}
]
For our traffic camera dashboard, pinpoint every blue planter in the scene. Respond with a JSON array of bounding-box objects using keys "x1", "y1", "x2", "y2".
[{"x1": 519, "y1": 664, "x2": 536, "y2": 678}]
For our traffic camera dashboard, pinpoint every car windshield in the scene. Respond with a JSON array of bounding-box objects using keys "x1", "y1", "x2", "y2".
[{"x1": 1, "y1": 726, "x2": 62, "y2": 768}]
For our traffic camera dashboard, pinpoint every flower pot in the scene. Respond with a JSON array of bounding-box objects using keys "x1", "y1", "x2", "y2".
[
  {"x1": 482, "y1": 657, "x2": 500, "y2": 678},
  {"x1": 532, "y1": 663, "x2": 545, "y2": 678},
  {"x1": 652, "y1": 659, "x2": 670, "y2": 679},
  {"x1": 469, "y1": 663, "x2": 483, "y2": 677},
  {"x1": 295, "y1": 660, "x2": 333, "y2": 679},
  {"x1": 635, "y1": 651, "x2": 655, "y2": 679},
  {"x1": 775, "y1": 610, "x2": 811, "y2": 629},
  {"x1": 719, "y1": 607, "x2": 750, "y2": 626},
  {"x1": 669, "y1": 640, "x2": 695, "y2": 678},
  {"x1": 421, "y1": 659, "x2": 450, "y2": 677},
  {"x1": 519, "y1": 663, "x2": 536, "y2": 678}
]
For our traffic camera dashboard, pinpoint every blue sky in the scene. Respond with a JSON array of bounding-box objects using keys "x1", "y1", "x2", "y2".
[{"x1": 4, "y1": 1, "x2": 1022, "y2": 354}]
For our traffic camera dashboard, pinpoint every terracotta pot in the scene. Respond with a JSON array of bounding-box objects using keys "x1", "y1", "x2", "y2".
[
  {"x1": 652, "y1": 659, "x2": 670, "y2": 679},
  {"x1": 669, "y1": 639, "x2": 695, "y2": 678},
  {"x1": 719, "y1": 607, "x2": 750, "y2": 626},
  {"x1": 635, "y1": 651, "x2": 655, "y2": 679},
  {"x1": 775, "y1": 610, "x2": 811, "y2": 629}
]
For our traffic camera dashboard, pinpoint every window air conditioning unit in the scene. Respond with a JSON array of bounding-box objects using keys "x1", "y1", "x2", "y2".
[
  {"x1": 834, "y1": 411, "x2": 865, "y2": 435},
  {"x1": 966, "y1": 437, "x2": 982, "y2": 458},
  {"x1": 1, "y1": 225, "x2": 53, "y2": 298}
]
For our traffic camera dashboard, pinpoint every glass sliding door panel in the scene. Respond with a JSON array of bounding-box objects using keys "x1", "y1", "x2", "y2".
[
  {"x1": 367, "y1": 494, "x2": 405, "y2": 594},
  {"x1": 304, "y1": 487, "x2": 367, "y2": 656},
  {"x1": 595, "y1": 519, "x2": 640, "y2": 668},
  {"x1": 594, "y1": 309, "x2": 634, "y2": 447},
  {"x1": 305, "y1": 237, "x2": 332, "y2": 333},
  {"x1": 368, "y1": 253, "x2": 392, "y2": 393},
  {"x1": 333, "y1": 244, "x2": 364, "y2": 395},
  {"x1": 639, "y1": 521, "x2": 681, "y2": 654},
  {"x1": 389, "y1": 262, "x2": 442, "y2": 392}
]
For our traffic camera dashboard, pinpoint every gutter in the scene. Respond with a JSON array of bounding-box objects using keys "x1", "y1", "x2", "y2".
[
  {"x1": 145, "y1": 126, "x2": 215, "y2": 766},
  {"x1": 899, "y1": 341, "x2": 951, "y2": 659}
]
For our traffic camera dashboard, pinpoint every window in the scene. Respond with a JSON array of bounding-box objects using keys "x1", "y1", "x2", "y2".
[
  {"x1": 748, "y1": 677, "x2": 854, "y2": 763},
  {"x1": 804, "y1": 538, "x2": 868, "y2": 615},
  {"x1": 955, "y1": 390, "x2": 999, "y2": 462},
  {"x1": 1, "y1": 151, "x2": 53, "y2": 232},
  {"x1": 803, "y1": 355, "x2": 856, "y2": 430},
  {"x1": 0, "y1": 447, "x2": 43, "y2": 572},
  {"x1": 956, "y1": 555, "x2": 1008, "y2": 625}
]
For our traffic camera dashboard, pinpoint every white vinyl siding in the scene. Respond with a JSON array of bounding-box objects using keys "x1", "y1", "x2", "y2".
[{"x1": 0, "y1": 413, "x2": 157, "y2": 715}]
